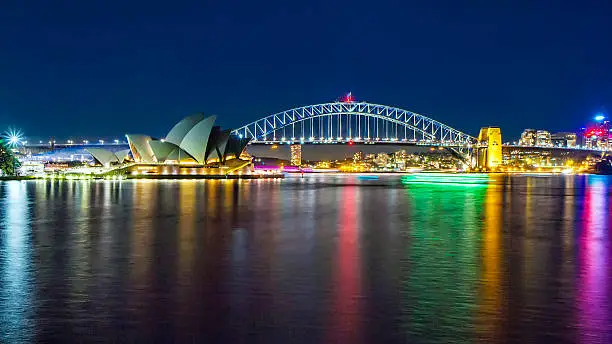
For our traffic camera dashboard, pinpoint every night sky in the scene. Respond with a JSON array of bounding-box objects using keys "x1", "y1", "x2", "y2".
[{"x1": 1, "y1": 1, "x2": 611, "y2": 141}]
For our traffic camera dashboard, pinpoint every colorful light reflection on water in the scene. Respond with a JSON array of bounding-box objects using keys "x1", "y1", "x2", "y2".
[
  {"x1": 578, "y1": 176, "x2": 611, "y2": 343},
  {"x1": 0, "y1": 175, "x2": 611, "y2": 342}
]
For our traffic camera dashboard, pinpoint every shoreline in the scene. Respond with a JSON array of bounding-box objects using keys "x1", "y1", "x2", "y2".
[
  {"x1": 1, "y1": 171, "x2": 606, "y2": 181},
  {"x1": 0, "y1": 174, "x2": 284, "y2": 181}
]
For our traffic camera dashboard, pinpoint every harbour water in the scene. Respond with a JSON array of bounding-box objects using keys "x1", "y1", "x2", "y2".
[{"x1": 1, "y1": 174, "x2": 611, "y2": 343}]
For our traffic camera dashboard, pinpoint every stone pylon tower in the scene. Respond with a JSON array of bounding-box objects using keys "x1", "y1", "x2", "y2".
[{"x1": 477, "y1": 127, "x2": 502, "y2": 171}]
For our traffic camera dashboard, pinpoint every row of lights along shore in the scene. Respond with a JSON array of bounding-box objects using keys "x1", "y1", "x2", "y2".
[{"x1": 252, "y1": 137, "x2": 444, "y2": 143}]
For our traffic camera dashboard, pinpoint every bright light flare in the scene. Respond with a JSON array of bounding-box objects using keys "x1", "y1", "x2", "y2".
[{"x1": 4, "y1": 128, "x2": 24, "y2": 147}]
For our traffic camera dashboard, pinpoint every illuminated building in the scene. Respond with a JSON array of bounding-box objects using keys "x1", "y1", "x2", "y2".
[
  {"x1": 86, "y1": 148, "x2": 131, "y2": 167},
  {"x1": 122, "y1": 114, "x2": 249, "y2": 166},
  {"x1": 394, "y1": 150, "x2": 407, "y2": 169},
  {"x1": 353, "y1": 151, "x2": 363, "y2": 162},
  {"x1": 374, "y1": 153, "x2": 390, "y2": 167},
  {"x1": 519, "y1": 129, "x2": 536, "y2": 146},
  {"x1": 290, "y1": 144, "x2": 302, "y2": 166},
  {"x1": 551, "y1": 132, "x2": 577, "y2": 148},
  {"x1": 477, "y1": 127, "x2": 502, "y2": 170},
  {"x1": 536, "y1": 130, "x2": 551, "y2": 147},
  {"x1": 17, "y1": 161, "x2": 45, "y2": 175},
  {"x1": 394, "y1": 149, "x2": 407, "y2": 161},
  {"x1": 582, "y1": 116, "x2": 611, "y2": 149},
  {"x1": 126, "y1": 134, "x2": 156, "y2": 162},
  {"x1": 520, "y1": 129, "x2": 552, "y2": 147}
]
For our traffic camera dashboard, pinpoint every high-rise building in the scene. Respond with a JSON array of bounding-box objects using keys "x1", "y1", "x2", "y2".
[
  {"x1": 565, "y1": 133, "x2": 577, "y2": 148},
  {"x1": 290, "y1": 144, "x2": 302, "y2": 166},
  {"x1": 551, "y1": 132, "x2": 577, "y2": 148},
  {"x1": 536, "y1": 130, "x2": 551, "y2": 146},
  {"x1": 519, "y1": 129, "x2": 537, "y2": 146},
  {"x1": 582, "y1": 119, "x2": 611, "y2": 149}
]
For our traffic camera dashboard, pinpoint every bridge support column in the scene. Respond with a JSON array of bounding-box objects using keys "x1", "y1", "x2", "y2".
[{"x1": 477, "y1": 127, "x2": 502, "y2": 171}]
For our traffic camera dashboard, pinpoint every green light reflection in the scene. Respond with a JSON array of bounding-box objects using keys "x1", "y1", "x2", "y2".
[{"x1": 400, "y1": 182, "x2": 485, "y2": 343}]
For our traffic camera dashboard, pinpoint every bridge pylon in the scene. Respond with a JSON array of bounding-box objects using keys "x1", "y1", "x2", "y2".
[{"x1": 476, "y1": 127, "x2": 502, "y2": 171}]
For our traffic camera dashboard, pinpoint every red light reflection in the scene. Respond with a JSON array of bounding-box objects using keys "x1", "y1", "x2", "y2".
[{"x1": 327, "y1": 185, "x2": 361, "y2": 343}]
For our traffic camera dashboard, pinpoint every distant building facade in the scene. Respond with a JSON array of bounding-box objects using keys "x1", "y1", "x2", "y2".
[
  {"x1": 536, "y1": 130, "x2": 552, "y2": 147},
  {"x1": 290, "y1": 144, "x2": 302, "y2": 166},
  {"x1": 551, "y1": 132, "x2": 577, "y2": 148},
  {"x1": 581, "y1": 120, "x2": 611, "y2": 149},
  {"x1": 353, "y1": 151, "x2": 364, "y2": 162},
  {"x1": 520, "y1": 129, "x2": 555, "y2": 147},
  {"x1": 520, "y1": 129, "x2": 537, "y2": 146}
]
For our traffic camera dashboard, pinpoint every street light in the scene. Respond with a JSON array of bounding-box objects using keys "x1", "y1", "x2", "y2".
[{"x1": 8, "y1": 135, "x2": 20, "y2": 146}]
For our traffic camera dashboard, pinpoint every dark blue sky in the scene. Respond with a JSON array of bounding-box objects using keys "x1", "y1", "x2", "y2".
[{"x1": 1, "y1": 1, "x2": 611, "y2": 140}]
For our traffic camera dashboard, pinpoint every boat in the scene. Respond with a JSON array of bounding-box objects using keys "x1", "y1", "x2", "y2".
[{"x1": 401, "y1": 173, "x2": 490, "y2": 186}]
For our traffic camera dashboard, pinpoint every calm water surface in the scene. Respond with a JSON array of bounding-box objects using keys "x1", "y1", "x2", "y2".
[{"x1": 1, "y1": 174, "x2": 611, "y2": 343}]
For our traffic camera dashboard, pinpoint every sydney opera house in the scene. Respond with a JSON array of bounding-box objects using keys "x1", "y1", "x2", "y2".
[{"x1": 86, "y1": 114, "x2": 251, "y2": 175}]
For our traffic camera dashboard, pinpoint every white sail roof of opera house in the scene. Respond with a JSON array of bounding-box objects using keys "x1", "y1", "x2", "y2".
[
  {"x1": 177, "y1": 115, "x2": 217, "y2": 164},
  {"x1": 125, "y1": 134, "x2": 156, "y2": 163},
  {"x1": 148, "y1": 140, "x2": 195, "y2": 163},
  {"x1": 165, "y1": 113, "x2": 206, "y2": 147},
  {"x1": 125, "y1": 114, "x2": 249, "y2": 165},
  {"x1": 86, "y1": 148, "x2": 131, "y2": 166}
]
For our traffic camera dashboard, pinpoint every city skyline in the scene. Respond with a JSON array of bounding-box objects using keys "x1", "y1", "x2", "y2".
[
  {"x1": 1, "y1": 1, "x2": 611, "y2": 139},
  {"x1": 3, "y1": 3, "x2": 612, "y2": 343},
  {"x1": 7, "y1": 96, "x2": 606, "y2": 144}
]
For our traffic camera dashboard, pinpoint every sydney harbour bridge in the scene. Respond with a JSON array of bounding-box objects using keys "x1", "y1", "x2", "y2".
[
  {"x1": 233, "y1": 100, "x2": 475, "y2": 146},
  {"x1": 231, "y1": 94, "x2": 606, "y2": 169},
  {"x1": 232, "y1": 96, "x2": 478, "y2": 163}
]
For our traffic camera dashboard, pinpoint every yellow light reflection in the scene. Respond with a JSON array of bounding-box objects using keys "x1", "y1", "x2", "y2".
[
  {"x1": 129, "y1": 180, "x2": 157, "y2": 294},
  {"x1": 475, "y1": 180, "x2": 505, "y2": 341}
]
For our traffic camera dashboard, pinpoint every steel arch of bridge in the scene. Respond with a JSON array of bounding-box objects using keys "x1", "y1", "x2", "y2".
[{"x1": 233, "y1": 101, "x2": 476, "y2": 147}]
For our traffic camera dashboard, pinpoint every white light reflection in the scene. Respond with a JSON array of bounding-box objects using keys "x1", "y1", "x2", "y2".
[{"x1": 0, "y1": 182, "x2": 34, "y2": 342}]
